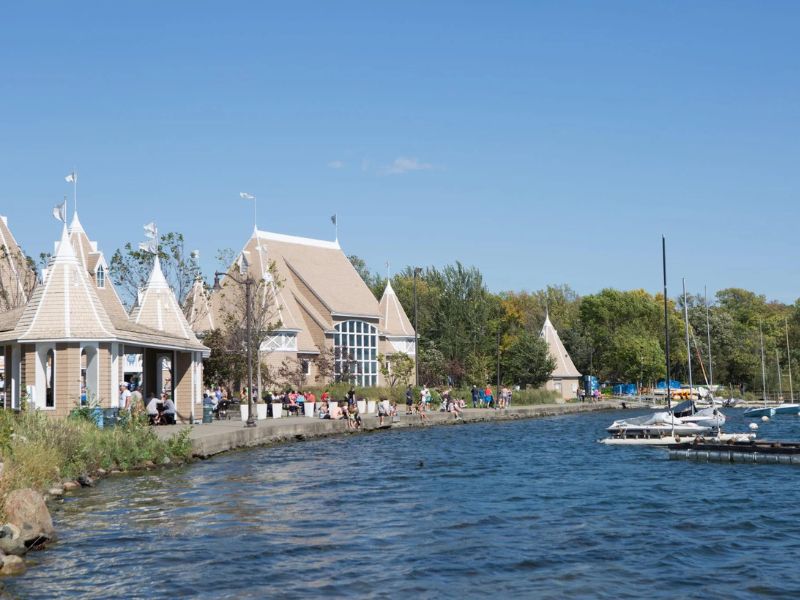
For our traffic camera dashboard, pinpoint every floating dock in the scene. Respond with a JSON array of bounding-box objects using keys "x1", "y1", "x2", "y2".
[{"x1": 669, "y1": 440, "x2": 800, "y2": 465}]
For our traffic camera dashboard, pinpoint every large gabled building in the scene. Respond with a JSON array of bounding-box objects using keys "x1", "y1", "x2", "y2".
[
  {"x1": 540, "y1": 313, "x2": 582, "y2": 401},
  {"x1": 196, "y1": 228, "x2": 415, "y2": 387}
]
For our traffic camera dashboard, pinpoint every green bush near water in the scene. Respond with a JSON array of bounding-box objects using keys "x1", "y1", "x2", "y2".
[{"x1": 0, "y1": 410, "x2": 193, "y2": 521}]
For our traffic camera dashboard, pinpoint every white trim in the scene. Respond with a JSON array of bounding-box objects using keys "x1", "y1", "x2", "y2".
[
  {"x1": 256, "y1": 229, "x2": 340, "y2": 250},
  {"x1": 331, "y1": 312, "x2": 381, "y2": 321}
]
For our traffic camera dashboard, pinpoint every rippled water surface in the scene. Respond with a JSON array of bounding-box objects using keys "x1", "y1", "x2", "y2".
[{"x1": 8, "y1": 409, "x2": 800, "y2": 599}]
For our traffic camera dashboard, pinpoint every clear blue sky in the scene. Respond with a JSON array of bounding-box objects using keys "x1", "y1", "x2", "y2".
[{"x1": 2, "y1": 2, "x2": 799, "y2": 302}]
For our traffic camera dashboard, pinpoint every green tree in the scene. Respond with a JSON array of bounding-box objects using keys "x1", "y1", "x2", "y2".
[
  {"x1": 502, "y1": 332, "x2": 555, "y2": 388},
  {"x1": 109, "y1": 231, "x2": 201, "y2": 310},
  {"x1": 379, "y1": 352, "x2": 415, "y2": 387}
]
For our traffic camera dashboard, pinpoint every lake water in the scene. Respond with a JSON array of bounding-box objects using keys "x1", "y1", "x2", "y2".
[{"x1": 7, "y1": 408, "x2": 800, "y2": 599}]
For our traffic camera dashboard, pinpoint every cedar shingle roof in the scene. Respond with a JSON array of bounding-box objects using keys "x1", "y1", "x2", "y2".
[
  {"x1": 130, "y1": 256, "x2": 198, "y2": 341},
  {"x1": 379, "y1": 280, "x2": 414, "y2": 337},
  {"x1": 540, "y1": 313, "x2": 581, "y2": 378}
]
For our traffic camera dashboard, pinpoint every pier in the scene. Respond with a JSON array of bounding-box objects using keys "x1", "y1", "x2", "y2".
[
  {"x1": 155, "y1": 401, "x2": 619, "y2": 458},
  {"x1": 669, "y1": 440, "x2": 800, "y2": 465}
]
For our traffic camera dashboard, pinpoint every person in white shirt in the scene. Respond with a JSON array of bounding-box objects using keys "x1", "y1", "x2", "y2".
[
  {"x1": 146, "y1": 394, "x2": 160, "y2": 425},
  {"x1": 119, "y1": 383, "x2": 132, "y2": 411},
  {"x1": 162, "y1": 394, "x2": 177, "y2": 425}
]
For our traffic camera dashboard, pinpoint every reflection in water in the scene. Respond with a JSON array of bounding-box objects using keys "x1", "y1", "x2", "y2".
[{"x1": 8, "y1": 410, "x2": 800, "y2": 598}]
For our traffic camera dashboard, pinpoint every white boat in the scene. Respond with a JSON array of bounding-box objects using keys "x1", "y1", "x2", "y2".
[
  {"x1": 743, "y1": 406, "x2": 775, "y2": 418},
  {"x1": 606, "y1": 412, "x2": 710, "y2": 437},
  {"x1": 679, "y1": 406, "x2": 726, "y2": 429},
  {"x1": 772, "y1": 403, "x2": 800, "y2": 415}
]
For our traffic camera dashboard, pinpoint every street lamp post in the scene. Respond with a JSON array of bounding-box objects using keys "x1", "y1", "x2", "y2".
[
  {"x1": 413, "y1": 267, "x2": 422, "y2": 385},
  {"x1": 213, "y1": 269, "x2": 256, "y2": 428}
]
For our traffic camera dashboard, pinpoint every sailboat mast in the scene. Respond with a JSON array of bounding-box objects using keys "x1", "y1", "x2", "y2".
[
  {"x1": 705, "y1": 286, "x2": 714, "y2": 389},
  {"x1": 760, "y1": 324, "x2": 768, "y2": 407},
  {"x1": 682, "y1": 278, "x2": 693, "y2": 402},
  {"x1": 662, "y1": 236, "x2": 673, "y2": 436},
  {"x1": 776, "y1": 349, "x2": 783, "y2": 402},
  {"x1": 786, "y1": 318, "x2": 794, "y2": 403}
]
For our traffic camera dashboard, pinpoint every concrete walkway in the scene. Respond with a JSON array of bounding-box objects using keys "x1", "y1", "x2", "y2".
[{"x1": 155, "y1": 401, "x2": 621, "y2": 458}]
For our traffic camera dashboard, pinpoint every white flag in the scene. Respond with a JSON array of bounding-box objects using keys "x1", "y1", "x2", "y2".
[
  {"x1": 65, "y1": 172, "x2": 76, "y2": 183},
  {"x1": 240, "y1": 192, "x2": 255, "y2": 200},
  {"x1": 143, "y1": 222, "x2": 157, "y2": 238},
  {"x1": 52, "y1": 200, "x2": 66, "y2": 223}
]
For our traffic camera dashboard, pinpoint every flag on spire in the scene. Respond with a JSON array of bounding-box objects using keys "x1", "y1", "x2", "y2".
[
  {"x1": 52, "y1": 199, "x2": 66, "y2": 223},
  {"x1": 240, "y1": 192, "x2": 255, "y2": 200},
  {"x1": 65, "y1": 172, "x2": 76, "y2": 183},
  {"x1": 330, "y1": 214, "x2": 337, "y2": 225}
]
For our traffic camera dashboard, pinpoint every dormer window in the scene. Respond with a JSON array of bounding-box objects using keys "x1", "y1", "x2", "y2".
[{"x1": 96, "y1": 265, "x2": 105, "y2": 288}]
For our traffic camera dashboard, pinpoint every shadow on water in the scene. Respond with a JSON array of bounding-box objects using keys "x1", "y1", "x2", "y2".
[{"x1": 7, "y1": 409, "x2": 800, "y2": 599}]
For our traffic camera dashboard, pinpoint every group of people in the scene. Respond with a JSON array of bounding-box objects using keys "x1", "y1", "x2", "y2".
[
  {"x1": 470, "y1": 385, "x2": 512, "y2": 409},
  {"x1": 118, "y1": 381, "x2": 177, "y2": 425},
  {"x1": 403, "y1": 385, "x2": 465, "y2": 422}
]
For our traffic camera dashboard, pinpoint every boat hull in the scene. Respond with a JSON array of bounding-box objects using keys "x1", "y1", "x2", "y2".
[
  {"x1": 743, "y1": 407, "x2": 775, "y2": 418},
  {"x1": 772, "y1": 404, "x2": 800, "y2": 415}
]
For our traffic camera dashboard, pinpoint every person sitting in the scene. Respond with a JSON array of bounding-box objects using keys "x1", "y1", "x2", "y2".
[
  {"x1": 329, "y1": 402, "x2": 344, "y2": 420},
  {"x1": 286, "y1": 394, "x2": 300, "y2": 416},
  {"x1": 318, "y1": 401, "x2": 330, "y2": 419},
  {"x1": 162, "y1": 394, "x2": 177, "y2": 425},
  {"x1": 146, "y1": 394, "x2": 160, "y2": 425}
]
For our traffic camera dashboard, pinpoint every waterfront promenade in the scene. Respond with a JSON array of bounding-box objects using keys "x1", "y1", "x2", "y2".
[{"x1": 155, "y1": 401, "x2": 621, "y2": 458}]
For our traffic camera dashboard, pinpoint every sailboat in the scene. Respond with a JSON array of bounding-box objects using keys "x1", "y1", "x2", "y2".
[
  {"x1": 673, "y1": 280, "x2": 725, "y2": 430},
  {"x1": 773, "y1": 319, "x2": 800, "y2": 415},
  {"x1": 602, "y1": 239, "x2": 716, "y2": 445},
  {"x1": 743, "y1": 324, "x2": 774, "y2": 418}
]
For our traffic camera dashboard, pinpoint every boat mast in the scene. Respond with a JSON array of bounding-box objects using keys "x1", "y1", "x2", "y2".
[
  {"x1": 760, "y1": 324, "x2": 767, "y2": 407},
  {"x1": 682, "y1": 278, "x2": 693, "y2": 405},
  {"x1": 662, "y1": 236, "x2": 673, "y2": 436},
  {"x1": 705, "y1": 286, "x2": 714, "y2": 390},
  {"x1": 776, "y1": 349, "x2": 783, "y2": 402},
  {"x1": 786, "y1": 318, "x2": 794, "y2": 403}
]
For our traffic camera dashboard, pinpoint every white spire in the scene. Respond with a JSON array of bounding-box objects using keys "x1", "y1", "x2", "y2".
[
  {"x1": 69, "y1": 211, "x2": 84, "y2": 233},
  {"x1": 55, "y1": 224, "x2": 76, "y2": 260},
  {"x1": 147, "y1": 255, "x2": 170, "y2": 289}
]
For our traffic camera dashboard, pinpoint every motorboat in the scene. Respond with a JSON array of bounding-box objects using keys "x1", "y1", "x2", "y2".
[
  {"x1": 743, "y1": 406, "x2": 775, "y2": 418},
  {"x1": 606, "y1": 411, "x2": 711, "y2": 437},
  {"x1": 670, "y1": 399, "x2": 726, "y2": 429},
  {"x1": 772, "y1": 403, "x2": 800, "y2": 415}
]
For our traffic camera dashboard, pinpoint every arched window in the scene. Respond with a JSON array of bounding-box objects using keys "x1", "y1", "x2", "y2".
[
  {"x1": 96, "y1": 265, "x2": 105, "y2": 288},
  {"x1": 333, "y1": 320, "x2": 378, "y2": 386}
]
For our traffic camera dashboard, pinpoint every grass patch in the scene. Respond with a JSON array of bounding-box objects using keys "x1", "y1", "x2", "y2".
[{"x1": 0, "y1": 410, "x2": 193, "y2": 521}]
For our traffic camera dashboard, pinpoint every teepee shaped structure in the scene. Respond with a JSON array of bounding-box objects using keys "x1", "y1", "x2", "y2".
[{"x1": 540, "y1": 313, "x2": 581, "y2": 401}]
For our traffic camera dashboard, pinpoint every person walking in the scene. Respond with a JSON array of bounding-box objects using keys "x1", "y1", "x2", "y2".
[
  {"x1": 471, "y1": 385, "x2": 480, "y2": 408},
  {"x1": 405, "y1": 384, "x2": 413, "y2": 415}
]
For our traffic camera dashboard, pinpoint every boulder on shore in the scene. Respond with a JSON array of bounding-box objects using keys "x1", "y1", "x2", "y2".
[
  {"x1": 0, "y1": 525, "x2": 26, "y2": 556},
  {"x1": 0, "y1": 555, "x2": 26, "y2": 576},
  {"x1": 3, "y1": 489, "x2": 55, "y2": 548}
]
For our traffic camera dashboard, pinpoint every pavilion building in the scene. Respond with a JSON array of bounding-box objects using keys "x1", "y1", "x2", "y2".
[
  {"x1": 540, "y1": 313, "x2": 582, "y2": 402},
  {"x1": 0, "y1": 213, "x2": 208, "y2": 421},
  {"x1": 195, "y1": 228, "x2": 415, "y2": 388}
]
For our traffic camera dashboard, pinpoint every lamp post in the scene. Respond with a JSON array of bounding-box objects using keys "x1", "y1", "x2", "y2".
[
  {"x1": 213, "y1": 268, "x2": 256, "y2": 428},
  {"x1": 413, "y1": 267, "x2": 422, "y2": 385}
]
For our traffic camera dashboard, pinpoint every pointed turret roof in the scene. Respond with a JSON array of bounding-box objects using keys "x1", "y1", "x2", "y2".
[
  {"x1": 540, "y1": 313, "x2": 581, "y2": 378},
  {"x1": 184, "y1": 277, "x2": 215, "y2": 332},
  {"x1": 13, "y1": 226, "x2": 116, "y2": 341},
  {"x1": 0, "y1": 215, "x2": 36, "y2": 311},
  {"x1": 130, "y1": 256, "x2": 197, "y2": 340},
  {"x1": 379, "y1": 280, "x2": 414, "y2": 337}
]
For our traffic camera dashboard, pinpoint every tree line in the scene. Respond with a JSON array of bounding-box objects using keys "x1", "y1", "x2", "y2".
[{"x1": 350, "y1": 256, "x2": 800, "y2": 394}]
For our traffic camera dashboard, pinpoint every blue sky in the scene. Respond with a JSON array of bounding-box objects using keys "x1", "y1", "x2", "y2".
[{"x1": 2, "y1": 2, "x2": 799, "y2": 302}]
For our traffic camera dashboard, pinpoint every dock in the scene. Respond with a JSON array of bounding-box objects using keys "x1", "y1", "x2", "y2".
[
  {"x1": 669, "y1": 440, "x2": 800, "y2": 465},
  {"x1": 155, "y1": 402, "x2": 619, "y2": 458}
]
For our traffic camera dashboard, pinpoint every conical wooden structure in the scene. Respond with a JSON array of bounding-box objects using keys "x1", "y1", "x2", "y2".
[{"x1": 540, "y1": 313, "x2": 581, "y2": 401}]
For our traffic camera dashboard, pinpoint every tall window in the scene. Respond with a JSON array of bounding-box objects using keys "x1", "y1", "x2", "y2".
[
  {"x1": 333, "y1": 320, "x2": 378, "y2": 386},
  {"x1": 45, "y1": 349, "x2": 55, "y2": 408},
  {"x1": 96, "y1": 265, "x2": 105, "y2": 288}
]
